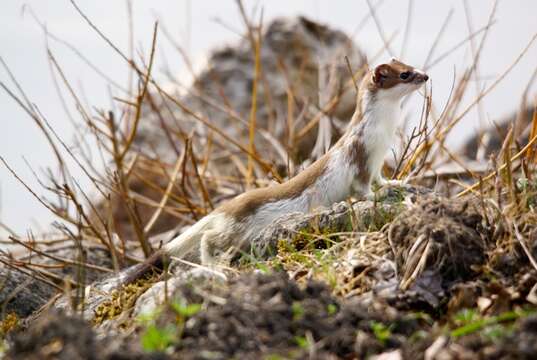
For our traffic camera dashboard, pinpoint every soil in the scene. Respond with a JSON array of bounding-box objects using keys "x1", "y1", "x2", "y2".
[
  {"x1": 6, "y1": 271, "x2": 537, "y2": 360},
  {"x1": 169, "y1": 272, "x2": 421, "y2": 359},
  {"x1": 388, "y1": 197, "x2": 487, "y2": 286},
  {"x1": 5, "y1": 310, "x2": 162, "y2": 360}
]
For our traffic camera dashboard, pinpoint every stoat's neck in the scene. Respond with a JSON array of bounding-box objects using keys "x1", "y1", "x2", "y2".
[
  {"x1": 347, "y1": 88, "x2": 401, "y2": 140},
  {"x1": 325, "y1": 87, "x2": 402, "y2": 193}
]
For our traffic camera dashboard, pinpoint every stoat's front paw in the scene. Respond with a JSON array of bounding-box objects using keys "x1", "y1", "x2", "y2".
[
  {"x1": 385, "y1": 178, "x2": 405, "y2": 187},
  {"x1": 375, "y1": 177, "x2": 406, "y2": 187}
]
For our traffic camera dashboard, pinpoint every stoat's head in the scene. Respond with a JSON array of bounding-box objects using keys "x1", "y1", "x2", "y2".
[{"x1": 367, "y1": 58, "x2": 428, "y2": 100}]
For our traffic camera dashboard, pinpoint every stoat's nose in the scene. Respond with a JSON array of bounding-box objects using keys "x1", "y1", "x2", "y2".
[{"x1": 413, "y1": 70, "x2": 429, "y2": 83}]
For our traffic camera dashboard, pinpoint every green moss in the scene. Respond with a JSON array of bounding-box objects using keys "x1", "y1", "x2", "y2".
[
  {"x1": 283, "y1": 223, "x2": 350, "y2": 253},
  {"x1": 93, "y1": 274, "x2": 157, "y2": 326},
  {"x1": 0, "y1": 312, "x2": 19, "y2": 337},
  {"x1": 327, "y1": 303, "x2": 338, "y2": 315},
  {"x1": 370, "y1": 320, "x2": 393, "y2": 346},
  {"x1": 292, "y1": 301, "x2": 304, "y2": 321}
]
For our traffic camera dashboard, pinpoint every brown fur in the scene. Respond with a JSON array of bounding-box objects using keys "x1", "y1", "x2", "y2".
[
  {"x1": 215, "y1": 155, "x2": 330, "y2": 220},
  {"x1": 345, "y1": 130, "x2": 370, "y2": 185}
]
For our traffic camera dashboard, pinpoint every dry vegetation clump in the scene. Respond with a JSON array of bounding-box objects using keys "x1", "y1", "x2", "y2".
[
  {"x1": 389, "y1": 197, "x2": 487, "y2": 288},
  {"x1": 1, "y1": 0, "x2": 537, "y2": 358}
]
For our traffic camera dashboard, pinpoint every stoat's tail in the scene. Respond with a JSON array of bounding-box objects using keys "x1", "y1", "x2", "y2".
[{"x1": 120, "y1": 215, "x2": 213, "y2": 285}]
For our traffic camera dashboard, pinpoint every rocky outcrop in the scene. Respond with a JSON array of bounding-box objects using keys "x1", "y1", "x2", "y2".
[
  {"x1": 0, "y1": 267, "x2": 56, "y2": 318},
  {"x1": 0, "y1": 243, "x2": 113, "y2": 318}
]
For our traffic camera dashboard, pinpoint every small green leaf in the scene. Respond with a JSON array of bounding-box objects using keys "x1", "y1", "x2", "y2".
[
  {"x1": 292, "y1": 302, "x2": 304, "y2": 321},
  {"x1": 450, "y1": 310, "x2": 526, "y2": 338},
  {"x1": 370, "y1": 321, "x2": 392, "y2": 345},
  {"x1": 136, "y1": 309, "x2": 161, "y2": 325},
  {"x1": 454, "y1": 308, "x2": 479, "y2": 326},
  {"x1": 294, "y1": 336, "x2": 308, "y2": 349},
  {"x1": 141, "y1": 324, "x2": 176, "y2": 352},
  {"x1": 327, "y1": 303, "x2": 338, "y2": 315},
  {"x1": 171, "y1": 301, "x2": 202, "y2": 317},
  {"x1": 450, "y1": 318, "x2": 488, "y2": 338},
  {"x1": 256, "y1": 262, "x2": 271, "y2": 274}
]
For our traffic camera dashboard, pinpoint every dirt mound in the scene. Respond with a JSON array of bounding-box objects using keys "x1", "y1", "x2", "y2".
[
  {"x1": 388, "y1": 198, "x2": 487, "y2": 289},
  {"x1": 170, "y1": 272, "x2": 420, "y2": 359},
  {"x1": 6, "y1": 310, "x2": 160, "y2": 360}
]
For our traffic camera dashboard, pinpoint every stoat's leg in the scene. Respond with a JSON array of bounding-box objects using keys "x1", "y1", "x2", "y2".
[
  {"x1": 374, "y1": 172, "x2": 405, "y2": 187},
  {"x1": 200, "y1": 230, "x2": 221, "y2": 266},
  {"x1": 365, "y1": 190, "x2": 376, "y2": 201},
  {"x1": 374, "y1": 174, "x2": 388, "y2": 186}
]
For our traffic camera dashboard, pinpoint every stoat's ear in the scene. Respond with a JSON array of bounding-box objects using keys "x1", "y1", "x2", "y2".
[{"x1": 372, "y1": 64, "x2": 390, "y2": 84}]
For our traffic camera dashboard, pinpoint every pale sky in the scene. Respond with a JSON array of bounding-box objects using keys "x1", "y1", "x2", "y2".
[{"x1": 1, "y1": 0, "x2": 536, "y2": 234}]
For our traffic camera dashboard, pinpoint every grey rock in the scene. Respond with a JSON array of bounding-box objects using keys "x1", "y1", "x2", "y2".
[
  {"x1": 0, "y1": 266, "x2": 56, "y2": 318},
  {"x1": 251, "y1": 184, "x2": 429, "y2": 256},
  {"x1": 0, "y1": 243, "x2": 112, "y2": 318}
]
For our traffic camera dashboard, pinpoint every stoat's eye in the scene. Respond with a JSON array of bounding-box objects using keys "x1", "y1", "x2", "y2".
[{"x1": 400, "y1": 72, "x2": 411, "y2": 80}]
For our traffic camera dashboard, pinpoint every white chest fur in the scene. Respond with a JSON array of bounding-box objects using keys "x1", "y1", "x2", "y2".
[{"x1": 361, "y1": 94, "x2": 401, "y2": 179}]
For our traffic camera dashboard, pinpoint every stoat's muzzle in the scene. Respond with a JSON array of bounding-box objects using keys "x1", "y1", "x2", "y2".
[{"x1": 410, "y1": 70, "x2": 429, "y2": 84}]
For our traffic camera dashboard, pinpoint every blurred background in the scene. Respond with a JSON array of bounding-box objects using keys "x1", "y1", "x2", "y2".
[{"x1": 1, "y1": 0, "x2": 536, "y2": 234}]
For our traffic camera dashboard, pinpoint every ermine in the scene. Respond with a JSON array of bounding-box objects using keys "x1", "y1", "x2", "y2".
[{"x1": 123, "y1": 58, "x2": 428, "y2": 283}]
